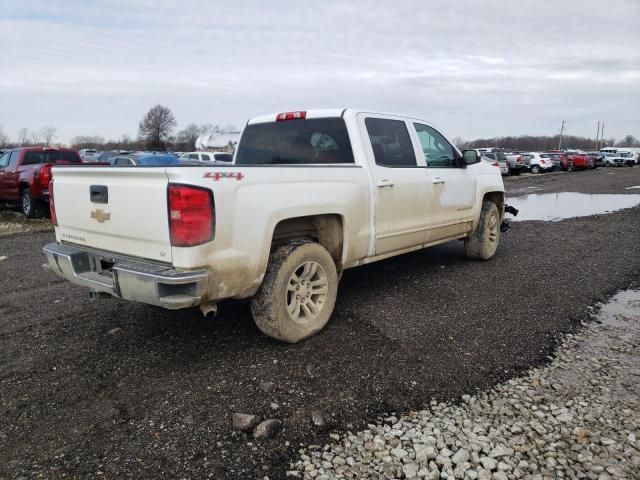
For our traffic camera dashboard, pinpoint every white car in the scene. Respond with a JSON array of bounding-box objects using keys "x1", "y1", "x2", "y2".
[
  {"x1": 180, "y1": 151, "x2": 233, "y2": 163},
  {"x1": 44, "y1": 109, "x2": 505, "y2": 343},
  {"x1": 526, "y1": 152, "x2": 553, "y2": 174}
]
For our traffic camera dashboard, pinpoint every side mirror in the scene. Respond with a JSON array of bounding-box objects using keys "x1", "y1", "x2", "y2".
[{"x1": 462, "y1": 149, "x2": 480, "y2": 165}]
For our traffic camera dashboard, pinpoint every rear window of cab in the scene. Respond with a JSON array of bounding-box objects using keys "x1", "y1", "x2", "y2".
[
  {"x1": 23, "y1": 150, "x2": 82, "y2": 165},
  {"x1": 235, "y1": 118, "x2": 355, "y2": 165}
]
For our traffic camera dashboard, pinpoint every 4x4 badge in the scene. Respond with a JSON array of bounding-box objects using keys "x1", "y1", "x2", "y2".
[{"x1": 91, "y1": 209, "x2": 111, "y2": 222}]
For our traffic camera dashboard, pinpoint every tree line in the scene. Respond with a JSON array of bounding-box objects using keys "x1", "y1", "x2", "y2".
[{"x1": 452, "y1": 134, "x2": 640, "y2": 151}]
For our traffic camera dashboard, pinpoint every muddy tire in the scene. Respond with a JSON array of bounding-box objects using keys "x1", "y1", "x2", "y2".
[
  {"x1": 251, "y1": 240, "x2": 338, "y2": 343},
  {"x1": 465, "y1": 200, "x2": 500, "y2": 261},
  {"x1": 20, "y1": 188, "x2": 43, "y2": 218}
]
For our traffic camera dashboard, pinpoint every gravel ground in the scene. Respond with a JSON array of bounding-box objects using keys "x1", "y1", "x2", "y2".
[
  {"x1": 1, "y1": 167, "x2": 640, "y2": 479},
  {"x1": 290, "y1": 288, "x2": 640, "y2": 480},
  {"x1": 0, "y1": 206, "x2": 52, "y2": 237}
]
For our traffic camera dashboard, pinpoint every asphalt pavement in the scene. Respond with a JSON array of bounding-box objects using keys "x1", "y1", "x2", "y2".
[{"x1": 1, "y1": 167, "x2": 640, "y2": 479}]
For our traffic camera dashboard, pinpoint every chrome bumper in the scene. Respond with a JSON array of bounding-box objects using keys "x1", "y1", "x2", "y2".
[{"x1": 43, "y1": 243, "x2": 210, "y2": 309}]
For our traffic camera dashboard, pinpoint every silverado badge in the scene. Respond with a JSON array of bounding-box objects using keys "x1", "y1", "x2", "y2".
[{"x1": 91, "y1": 209, "x2": 111, "y2": 223}]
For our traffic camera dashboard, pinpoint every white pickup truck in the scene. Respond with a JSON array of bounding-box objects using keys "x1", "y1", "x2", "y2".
[{"x1": 44, "y1": 109, "x2": 505, "y2": 342}]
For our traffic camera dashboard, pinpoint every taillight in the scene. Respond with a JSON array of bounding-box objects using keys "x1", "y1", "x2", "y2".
[
  {"x1": 40, "y1": 164, "x2": 53, "y2": 189},
  {"x1": 493, "y1": 161, "x2": 499, "y2": 167},
  {"x1": 49, "y1": 179, "x2": 57, "y2": 226},
  {"x1": 276, "y1": 111, "x2": 306, "y2": 121},
  {"x1": 540, "y1": 160, "x2": 546, "y2": 165},
  {"x1": 168, "y1": 184, "x2": 214, "y2": 247}
]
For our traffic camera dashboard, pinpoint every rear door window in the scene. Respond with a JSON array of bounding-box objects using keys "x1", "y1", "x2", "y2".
[
  {"x1": 235, "y1": 118, "x2": 354, "y2": 165},
  {"x1": 0, "y1": 152, "x2": 9, "y2": 168},
  {"x1": 365, "y1": 118, "x2": 417, "y2": 167},
  {"x1": 200, "y1": 154, "x2": 211, "y2": 161}
]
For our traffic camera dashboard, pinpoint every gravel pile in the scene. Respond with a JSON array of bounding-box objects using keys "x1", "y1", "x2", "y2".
[{"x1": 290, "y1": 290, "x2": 640, "y2": 480}]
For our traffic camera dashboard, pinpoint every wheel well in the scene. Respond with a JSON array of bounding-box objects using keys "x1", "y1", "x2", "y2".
[
  {"x1": 483, "y1": 192, "x2": 505, "y2": 214},
  {"x1": 271, "y1": 214, "x2": 344, "y2": 271},
  {"x1": 19, "y1": 182, "x2": 29, "y2": 193}
]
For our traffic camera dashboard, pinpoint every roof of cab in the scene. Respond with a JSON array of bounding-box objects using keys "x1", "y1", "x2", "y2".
[{"x1": 247, "y1": 109, "x2": 347, "y2": 125}]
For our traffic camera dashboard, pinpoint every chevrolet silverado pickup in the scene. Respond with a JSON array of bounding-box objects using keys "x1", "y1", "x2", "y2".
[{"x1": 44, "y1": 109, "x2": 505, "y2": 343}]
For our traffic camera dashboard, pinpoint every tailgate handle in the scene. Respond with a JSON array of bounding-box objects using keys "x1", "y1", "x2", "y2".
[{"x1": 90, "y1": 185, "x2": 108, "y2": 204}]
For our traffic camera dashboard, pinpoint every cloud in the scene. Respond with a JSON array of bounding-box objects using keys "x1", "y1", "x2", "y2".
[{"x1": 0, "y1": 0, "x2": 638, "y2": 143}]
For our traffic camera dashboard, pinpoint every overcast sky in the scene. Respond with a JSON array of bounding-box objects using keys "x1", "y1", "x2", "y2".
[{"x1": 1, "y1": 0, "x2": 639, "y2": 144}]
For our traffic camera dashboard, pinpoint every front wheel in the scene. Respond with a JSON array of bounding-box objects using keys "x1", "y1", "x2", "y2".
[
  {"x1": 465, "y1": 200, "x2": 500, "y2": 261},
  {"x1": 251, "y1": 241, "x2": 338, "y2": 343}
]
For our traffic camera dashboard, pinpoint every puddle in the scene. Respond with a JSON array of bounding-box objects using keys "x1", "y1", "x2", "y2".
[{"x1": 507, "y1": 192, "x2": 640, "y2": 221}]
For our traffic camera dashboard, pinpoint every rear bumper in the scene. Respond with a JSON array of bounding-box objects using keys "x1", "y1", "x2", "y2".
[{"x1": 43, "y1": 243, "x2": 210, "y2": 309}]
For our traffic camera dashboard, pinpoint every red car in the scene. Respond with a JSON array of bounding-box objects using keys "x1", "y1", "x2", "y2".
[
  {"x1": 567, "y1": 152, "x2": 591, "y2": 170},
  {"x1": 547, "y1": 151, "x2": 574, "y2": 171},
  {"x1": 0, "y1": 147, "x2": 83, "y2": 218}
]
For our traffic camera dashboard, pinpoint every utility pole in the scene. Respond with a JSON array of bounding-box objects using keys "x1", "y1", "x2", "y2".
[
  {"x1": 600, "y1": 123, "x2": 605, "y2": 148},
  {"x1": 595, "y1": 121, "x2": 600, "y2": 150},
  {"x1": 558, "y1": 120, "x2": 566, "y2": 150}
]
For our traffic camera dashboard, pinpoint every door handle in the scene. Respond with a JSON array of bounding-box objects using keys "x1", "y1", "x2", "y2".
[
  {"x1": 432, "y1": 177, "x2": 445, "y2": 185},
  {"x1": 377, "y1": 179, "x2": 394, "y2": 188}
]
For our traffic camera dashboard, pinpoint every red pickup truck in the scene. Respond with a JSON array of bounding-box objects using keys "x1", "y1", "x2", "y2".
[{"x1": 0, "y1": 147, "x2": 83, "y2": 218}]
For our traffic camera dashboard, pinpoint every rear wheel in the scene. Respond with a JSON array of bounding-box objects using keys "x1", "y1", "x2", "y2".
[
  {"x1": 530, "y1": 165, "x2": 541, "y2": 174},
  {"x1": 20, "y1": 188, "x2": 43, "y2": 218},
  {"x1": 512, "y1": 168, "x2": 521, "y2": 176},
  {"x1": 465, "y1": 200, "x2": 500, "y2": 261},
  {"x1": 251, "y1": 240, "x2": 338, "y2": 343}
]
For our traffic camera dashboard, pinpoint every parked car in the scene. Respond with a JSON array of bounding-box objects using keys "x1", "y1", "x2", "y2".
[
  {"x1": 478, "y1": 151, "x2": 508, "y2": 175},
  {"x1": 97, "y1": 150, "x2": 130, "y2": 162},
  {"x1": 618, "y1": 151, "x2": 638, "y2": 165},
  {"x1": 109, "y1": 153, "x2": 181, "y2": 166},
  {"x1": 565, "y1": 151, "x2": 591, "y2": 170},
  {"x1": 180, "y1": 151, "x2": 234, "y2": 163},
  {"x1": 504, "y1": 152, "x2": 525, "y2": 175},
  {"x1": 584, "y1": 152, "x2": 599, "y2": 168},
  {"x1": 601, "y1": 153, "x2": 627, "y2": 167},
  {"x1": 546, "y1": 151, "x2": 574, "y2": 171},
  {"x1": 0, "y1": 147, "x2": 82, "y2": 217},
  {"x1": 539, "y1": 153, "x2": 560, "y2": 170},
  {"x1": 79, "y1": 149, "x2": 98, "y2": 157},
  {"x1": 476, "y1": 148, "x2": 523, "y2": 175},
  {"x1": 44, "y1": 109, "x2": 506, "y2": 343},
  {"x1": 525, "y1": 152, "x2": 553, "y2": 174}
]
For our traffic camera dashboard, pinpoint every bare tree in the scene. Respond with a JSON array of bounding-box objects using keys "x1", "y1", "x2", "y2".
[
  {"x1": 30, "y1": 129, "x2": 42, "y2": 146},
  {"x1": 41, "y1": 126, "x2": 57, "y2": 146},
  {"x1": 175, "y1": 123, "x2": 202, "y2": 151},
  {"x1": 18, "y1": 128, "x2": 29, "y2": 146},
  {"x1": 138, "y1": 104, "x2": 177, "y2": 150},
  {"x1": 616, "y1": 135, "x2": 640, "y2": 147}
]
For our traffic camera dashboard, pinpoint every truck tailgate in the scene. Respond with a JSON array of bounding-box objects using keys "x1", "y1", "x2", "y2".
[{"x1": 52, "y1": 167, "x2": 172, "y2": 262}]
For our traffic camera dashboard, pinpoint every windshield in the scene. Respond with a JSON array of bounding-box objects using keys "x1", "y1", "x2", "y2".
[{"x1": 235, "y1": 118, "x2": 354, "y2": 165}]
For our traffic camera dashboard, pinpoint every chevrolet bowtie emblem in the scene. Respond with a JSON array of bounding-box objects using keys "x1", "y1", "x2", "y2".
[{"x1": 91, "y1": 209, "x2": 111, "y2": 222}]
